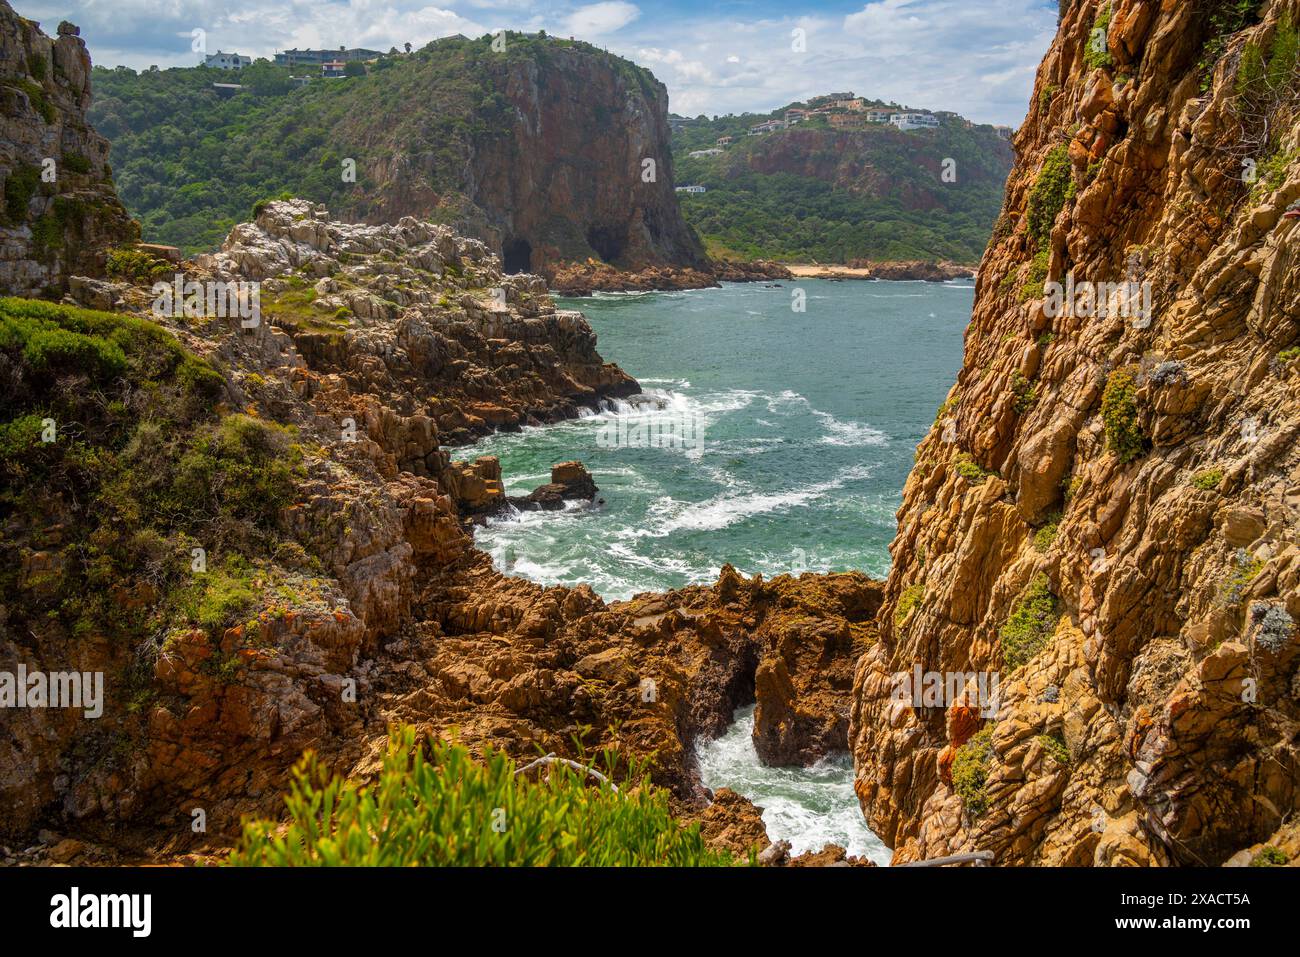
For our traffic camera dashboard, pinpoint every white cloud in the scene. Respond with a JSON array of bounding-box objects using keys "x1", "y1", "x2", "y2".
[
  {"x1": 563, "y1": 1, "x2": 639, "y2": 37},
  {"x1": 33, "y1": 0, "x2": 1057, "y2": 125}
]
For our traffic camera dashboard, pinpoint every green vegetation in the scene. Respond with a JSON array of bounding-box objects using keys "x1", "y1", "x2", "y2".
[
  {"x1": 934, "y1": 391, "x2": 961, "y2": 426},
  {"x1": 0, "y1": 297, "x2": 310, "y2": 659},
  {"x1": 1233, "y1": 12, "x2": 1300, "y2": 198},
  {"x1": 1011, "y1": 370, "x2": 1038, "y2": 414},
  {"x1": 91, "y1": 34, "x2": 659, "y2": 254},
  {"x1": 1200, "y1": 2, "x2": 1265, "y2": 91},
  {"x1": 3, "y1": 162, "x2": 41, "y2": 225},
  {"x1": 1250, "y1": 845, "x2": 1289, "y2": 867},
  {"x1": 1039, "y1": 84, "x2": 1058, "y2": 112},
  {"x1": 1221, "y1": 551, "x2": 1265, "y2": 606},
  {"x1": 61, "y1": 152, "x2": 91, "y2": 175},
  {"x1": 951, "y1": 726, "x2": 995, "y2": 816},
  {"x1": 1033, "y1": 513, "x2": 1061, "y2": 553},
  {"x1": 1000, "y1": 574, "x2": 1060, "y2": 671},
  {"x1": 1085, "y1": 3, "x2": 1114, "y2": 70},
  {"x1": 1191, "y1": 467, "x2": 1223, "y2": 492},
  {"x1": 1037, "y1": 731, "x2": 1071, "y2": 766},
  {"x1": 106, "y1": 245, "x2": 173, "y2": 284},
  {"x1": 1101, "y1": 365, "x2": 1146, "y2": 463},
  {"x1": 1026, "y1": 145, "x2": 1074, "y2": 248},
  {"x1": 1020, "y1": 248, "x2": 1051, "y2": 302},
  {"x1": 1277, "y1": 346, "x2": 1300, "y2": 363},
  {"x1": 670, "y1": 101, "x2": 1012, "y2": 263},
  {"x1": 954, "y1": 452, "x2": 994, "y2": 485},
  {"x1": 1063, "y1": 473, "x2": 1081, "y2": 502},
  {"x1": 895, "y1": 583, "x2": 924, "y2": 628},
  {"x1": 228, "y1": 726, "x2": 736, "y2": 866}
]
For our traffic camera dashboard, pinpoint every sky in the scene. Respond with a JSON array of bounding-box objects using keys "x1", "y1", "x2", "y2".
[{"x1": 18, "y1": 0, "x2": 1060, "y2": 126}]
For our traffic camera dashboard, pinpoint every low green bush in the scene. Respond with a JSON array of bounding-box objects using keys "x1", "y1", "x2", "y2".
[
  {"x1": 1026, "y1": 145, "x2": 1074, "y2": 247},
  {"x1": 1101, "y1": 365, "x2": 1146, "y2": 463},
  {"x1": 952, "y1": 726, "x2": 995, "y2": 815},
  {"x1": 1000, "y1": 574, "x2": 1060, "y2": 670},
  {"x1": 1191, "y1": 468, "x2": 1223, "y2": 492},
  {"x1": 895, "y1": 583, "x2": 924, "y2": 628},
  {"x1": 228, "y1": 726, "x2": 737, "y2": 866}
]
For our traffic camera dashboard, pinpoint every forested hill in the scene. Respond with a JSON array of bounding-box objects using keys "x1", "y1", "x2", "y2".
[
  {"x1": 88, "y1": 34, "x2": 704, "y2": 275},
  {"x1": 670, "y1": 98, "x2": 1015, "y2": 263}
]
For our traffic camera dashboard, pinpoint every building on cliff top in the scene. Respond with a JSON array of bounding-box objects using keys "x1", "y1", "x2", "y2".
[
  {"x1": 204, "y1": 51, "x2": 250, "y2": 70},
  {"x1": 274, "y1": 46, "x2": 382, "y2": 66}
]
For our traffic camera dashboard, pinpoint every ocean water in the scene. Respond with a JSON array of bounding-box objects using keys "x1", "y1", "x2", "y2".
[
  {"x1": 463, "y1": 279, "x2": 972, "y2": 599},
  {"x1": 696, "y1": 705, "x2": 894, "y2": 865},
  {"x1": 459, "y1": 278, "x2": 972, "y2": 862}
]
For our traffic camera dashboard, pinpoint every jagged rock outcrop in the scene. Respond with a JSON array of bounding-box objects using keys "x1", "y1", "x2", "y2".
[
  {"x1": 5, "y1": 202, "x2": 873, "y2": 862},
  {"x1": 850, "y1": 0, "x2": 1300, "y2": 866},
  {"x1": 508, "y1": 460, "x2": 599, "y2": 511},
  {"x1": 0, "y1": 5, "x2": 136, "y2": 295},
  {"x1": 196, "y1": 199, "x2": 641, "y2": 446}
]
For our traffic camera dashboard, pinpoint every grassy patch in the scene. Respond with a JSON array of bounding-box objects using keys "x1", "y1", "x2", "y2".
[
  {"x1": 1000, "y1": 574, "x2": 1060, "y2": 671},
  {"x1": 227, "y1": 726, "x2": 737, "y2": 866},
  {"x1": 1033, "y1": 513, "x2": 1061, "y2": 553},
  {"x1": 1220, "y1": 551, "x2": 1265, "y2": 606},
  {"x1": 1037, "y1": 731, "x2": 1071, "y2": 766},
  {"x1": 951, "y1": 725, "x2": 994, "y2": 816},
  {"x1": 106, "y1": 246, "x2": 174, "y2": 284},
  {"x1": 1251, "y1": 845, "x2": 1289, "y2": 866},
  {"x1": 954, "y1": 452, "x2": 994, "y2": 485},
  {"x1": 1011, "y1": 370, "x2": 1038, "y2": 414},
  {"x1": 1101, "y1": 365, "x2": 1146, "y2": 463},
  {"x1": 1191, "y1": 468, "x2": 1223, "y2": 492},
  {"x1": 1026, "y1": 145, "x2": 1074, "y2": 248},
  {"x1": 1084, "y1": 2, "x2": 1114, "y2": 70},
  {"x1": 894, "y1": 583, "x2": 924, "y2": 628}
]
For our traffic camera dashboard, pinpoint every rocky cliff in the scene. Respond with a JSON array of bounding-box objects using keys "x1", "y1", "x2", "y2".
[
  {"x1": 1, "y1": 201, "x2": 868, "y2": 864},
  {"x1": 87, "y1": 34, "x2": 706, "y2": 284},
  {"x1": 850, "y1": 0, "x2": 1300, "y2": 866},
  {"x1": 0, "y1": 4, "x2": 135, "y2": 295}
]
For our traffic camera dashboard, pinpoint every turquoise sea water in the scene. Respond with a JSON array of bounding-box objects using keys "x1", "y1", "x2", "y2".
[
  {"x1": 460, "y1": 278, "x2": 972, "y2": 861},
  {"x1": 463, "y1": 279, "x2": 972, "y2": 600}
]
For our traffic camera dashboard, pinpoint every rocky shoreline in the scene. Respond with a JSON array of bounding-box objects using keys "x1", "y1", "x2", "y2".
[
  {"x1": 7, "y1": 199, "x2": 876, "y2": 866},
  {"x1": 547, "y1": 257, "x2": 972, "y2": 295}
]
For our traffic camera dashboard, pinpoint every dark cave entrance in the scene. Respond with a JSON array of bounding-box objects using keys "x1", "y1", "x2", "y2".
[
  {"x1": 586, "y1": 225, "x2": 626, "y2": 264},
  {"x1": 502, "y1": 238, "x2": 532, "y2": 274}
]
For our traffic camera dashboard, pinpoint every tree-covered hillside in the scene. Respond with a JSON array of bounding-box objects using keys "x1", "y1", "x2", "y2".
[
  {"x1": 89, "y1": 33, "x2": 664, "y2": 256},
  {"x1": 670, "y1": 99, "x2": 1014, "y2": 263}
]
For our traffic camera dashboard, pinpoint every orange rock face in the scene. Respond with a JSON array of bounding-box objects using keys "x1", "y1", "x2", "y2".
[{"x1": 849, "y1": 0, "x2": 1300, "y2": 866}]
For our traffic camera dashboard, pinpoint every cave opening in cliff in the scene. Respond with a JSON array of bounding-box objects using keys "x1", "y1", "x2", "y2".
[
  {"x1": 503, "y1": 238, "x2": 532, "y2": 274},
  {"x1": 586, "y1": 225, "x2": 626, "y2": 264}
]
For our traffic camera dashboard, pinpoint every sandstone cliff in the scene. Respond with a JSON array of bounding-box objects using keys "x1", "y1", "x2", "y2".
[
  {"x1": 850, "y1": 0, "x2": 1300, "y2": 866},
  {"x1": 87, "y1": 34, "x2": 706, "y2": 284},
  {"x1": 0, "y1": 4, "x2": 135, "y2": 295}
]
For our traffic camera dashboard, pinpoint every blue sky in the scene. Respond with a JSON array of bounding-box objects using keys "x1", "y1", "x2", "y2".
[{"x1": 19, "y1": 0, "x2": 1059, "y2": 125}]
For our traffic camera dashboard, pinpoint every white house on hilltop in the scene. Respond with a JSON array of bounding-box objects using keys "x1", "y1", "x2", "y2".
[
  {"x1": 890, "y1": 112, "x2": 940, "y2": 131},
  {"x1": 204, "y1": 51, "x2": 251, "y2": 70}
]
